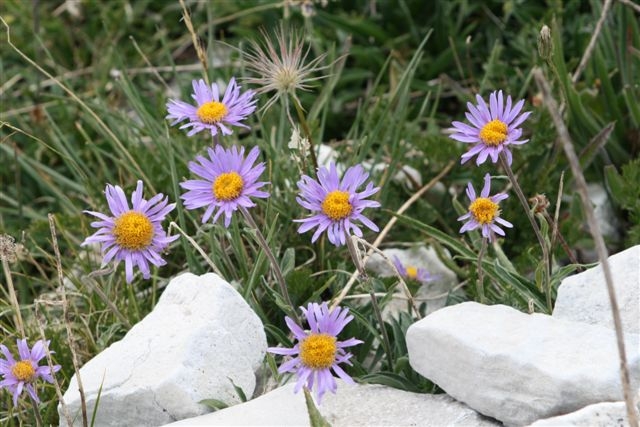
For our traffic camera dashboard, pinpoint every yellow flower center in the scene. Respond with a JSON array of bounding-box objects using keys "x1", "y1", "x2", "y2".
[
  {"x1": 196, "y1": 101, "x2": 228, "y2": 124},
  {"x1": 213, "y1": 172, "x2": 244, "y2": 201},
  {"x1": 113, "y1": 211, "x2": 154, "y2": 251},
  {"x1": 405, "y1": 266, "x2": 418, "y2": 279},
  {"x1": 469, "y1": 197, "x2": 499, "y2": 224},
  {"x1": 479, "y1": 119, "x2": 508, "y2": 146},
  {"x1": 321, "y1": 191, "x2": 352, "y2": 221},
  {"x1": 299, "y1": 333, "x2": 337, "y2": 369},
  {"x1": 12, "y1": 360, "x2": 36, "y2": 382}
]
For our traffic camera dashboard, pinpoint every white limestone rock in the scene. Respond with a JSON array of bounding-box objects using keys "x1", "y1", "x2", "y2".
[
  {"x1": 60, "y1": 273, "x2": 266, "y2": 426},
  {"x1": 166, "y1": 380, "x2": 499, "y2": 426},
  {"x1": 406, "y1": 302, "x2": 640, "y2": 426},
  {"x1": 366, "y1": 246, "x2": 458, "y2": 318},
  {"x1": 553, "y1": 245, "x2": 640, "y2": 334},
  {"x1": 587, "y1": 183, "x2": 621, "y2": 241},
  {"x1": 528, "y1": 401, "x2": 638, "y2": 426}
]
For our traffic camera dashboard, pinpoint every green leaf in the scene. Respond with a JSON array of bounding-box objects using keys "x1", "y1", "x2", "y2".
[
  {"x1": 304, "y1": 388, "x2": 332, "y2": 427},
  {"x1": 199, "y1": 399, "x2": 229, "y2": 411}
]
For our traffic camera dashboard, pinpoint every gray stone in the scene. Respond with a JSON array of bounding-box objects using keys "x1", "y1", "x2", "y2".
[
  {"x1": 59, "y1": 273, "x2": 266, "y2": 426},
  {"x1": 166, "y1": 381, "x2": 499, "y2": 426},
  {"x1": 406, "y1": 302, "x2": 640, "y2": 426},
  {"x1": 554, "y1": 245, "x2": 640, "y2": 334},
  {"x1": 587, "y1": 183, "x2": 621, "y2": 241},
  {"x1": 528, "y1": 401, "x2": 638, "y2": 426}
]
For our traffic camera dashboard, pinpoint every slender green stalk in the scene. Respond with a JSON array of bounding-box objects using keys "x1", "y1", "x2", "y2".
[
  {"x1": 291, "y1": 96, "x2": 319, "y2": 176},
  {"x1": 476, "y1": 238, "x2": 487, "y2": 304},
  {"x1": 2, "y1": 258, "x2": 25, "y2": 337},
  {"x1": 239, "y1": 207, "x2": 299, "y2": 324},
  {"x1": 499, "y1": 153, "x2": 551, "y2": 309},
  {"x1": 344, "y1": 234, "x2": 394, "y2": 369},
  {"x1": 29, "y1": 396, "x2": 43, "y2": 427},
  {"x1": 48, "y1": 214, "x2": 88, "y2": 427},
  {"x1": 85, "y1": 277, "x2": 132, "y2": 329}
]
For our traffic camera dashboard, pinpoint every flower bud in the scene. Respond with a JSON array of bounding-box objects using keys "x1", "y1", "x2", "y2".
[{"x1": 538, "y1": 25, "x2": 553, "y2": 61}]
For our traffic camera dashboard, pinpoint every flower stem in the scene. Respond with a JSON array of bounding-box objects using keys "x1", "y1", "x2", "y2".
[
  {"x1": 499, "y1": 153, "x2": 552, "y2": 310},
  {"x1": 477, "y1": 238, "x2": 487, "y2": 304},
  {"x1": 2, "y1": 258, "x2": 25, "y2": 337},
  {"x1": 291, "y1": 96, "x2": 319, "y2": 177},
  {"x1": 345, "y1": 234, "x2": 394, "y2": 369},
  {"x1": 86, "y1": 276, "x2": 132, "y2": 329},
  {"x1": 239, "y1": 207, "x2": 299, "y2": 324},
  {"x1": 30, "y1": 395, "x2": 44, "y2": 427}
]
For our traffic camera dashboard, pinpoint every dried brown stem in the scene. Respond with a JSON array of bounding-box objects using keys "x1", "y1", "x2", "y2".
[
  {"x1": 48, "y1": 214, "x2": 88, "y2": 427},
  {"x1": 533, "y1": 68, "x2": 638, "y2": 427},
  {"x1": 572, "y1": 0, "x2": 614, "y2": 84}
]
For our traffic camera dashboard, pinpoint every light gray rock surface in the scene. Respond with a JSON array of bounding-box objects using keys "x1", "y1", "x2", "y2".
[
  {"x1": 528, "y1": 401, "x2": 637, "y2": 426},
  {"x1": 366, "y1": 245, "x2": 457, "y2": 318},
  {"x1": 59, "y1": 273, "x2": 266, "y2": 426},
  {"x1": 166, "y1": 381, "x2": 499, "y2": 426},
  {"x1": 553, "y1": 245, "x2": 640, "y2": 334},
  {"x1": 587, "y1": 183, "x2": 621, "y2": 240},
  {"x1": 406, "y1": 302, "x2": 640, "y2": 426}
]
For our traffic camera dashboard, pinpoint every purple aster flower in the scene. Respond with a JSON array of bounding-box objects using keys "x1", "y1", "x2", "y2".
[
  {"x1": 82, "y1": 180, "x2": 178, "y2": 284},
  {"x1": 268, "y1": 302, "x2": 362, "y2": 403},
  {"x1": 450, "y1": 90, "x2": 531, "y2": 166},
  {"x1": 166, "y1": 78, "x2": 257, "y2": 137},
  {"x1": 458, "y1": 173, "x2": 513, "y2": 241},
  {"x1": 180, "y1": 145, "x2": 269, "y2": 227},
  {"x1": 295, "y1": 163, "x2": 380, "y2": 247},
  {"x1": 392, "y1": 256, "x2": 435, "y2": 284},
  {"x1": 0, "y1": 339, "x2": 61, "y2": 407}
]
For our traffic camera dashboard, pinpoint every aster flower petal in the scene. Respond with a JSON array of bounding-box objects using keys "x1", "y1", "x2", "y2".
[
  {"x1": 458, "y1": 175, "x2": 511, "y2": 242},
  {"x1": 450, "y1": 90, "x2": 531, "y2": 166},
  {"x1": 166, "y1": 78, "x2": 256, "y2": 137},
  {"x1": 267, "y1": 302, "x2": 361, "y2": 403},
  {"x1": 0, "y1": 339, "x2": 61, "y2": 407},
  {"x1": 181, "y1": 145, "x2": 270, "y2": 228},
  {"x1": 295, "y1": 163, "x2": 380, "y2": 247},
  {"x1": 82, "y1": 181, "x2": 176, "y2": 284}
]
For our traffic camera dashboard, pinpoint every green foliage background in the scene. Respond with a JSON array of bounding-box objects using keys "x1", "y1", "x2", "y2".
[{"x1": 0, "y1": 0, "x2": 639, "y2": 424}]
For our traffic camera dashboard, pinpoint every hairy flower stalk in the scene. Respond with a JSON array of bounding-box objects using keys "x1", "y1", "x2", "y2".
[
  {"x1": 239, "y1": 207, "x2": 299, "y2": 324},
  {"x1": 498, "y1": 153, "x2": 551, "y2": 308}
]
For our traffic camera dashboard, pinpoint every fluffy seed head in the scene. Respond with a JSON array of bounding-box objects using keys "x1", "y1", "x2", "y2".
[{"x1": 242, "y1": 23, "x2": 329, "y2": 111}]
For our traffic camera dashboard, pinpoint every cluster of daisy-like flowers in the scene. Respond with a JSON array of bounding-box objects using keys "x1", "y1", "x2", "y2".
[
  {"x1": 0, "y1": 339, "x2": 61, "y2": 407},
  {"x1": 163, "y1": 70, "x2": 380, "y2": 401},
  {"x1": 450, "y1": 90, "x2": 531, "y2": 241}
]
